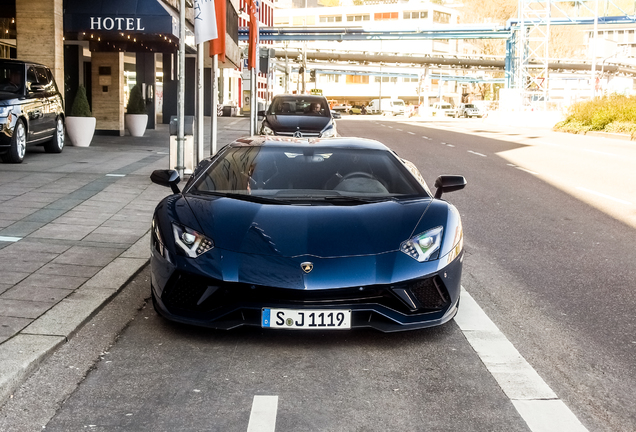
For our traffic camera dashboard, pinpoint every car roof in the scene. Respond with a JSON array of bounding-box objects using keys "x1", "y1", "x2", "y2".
[
  {"x1": 271, "y1": 94, "x2": 328, "y2": 102},
  {"x1": 229, "y1": 136, "x2": 392, "y2": 151},
  {"x1": 0, "y1": 59, "x2": 50, "y2": 69}
]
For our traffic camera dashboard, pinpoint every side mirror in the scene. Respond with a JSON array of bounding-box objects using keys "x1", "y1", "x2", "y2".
[
  {"x1": 151, "y1": 169, "x2": 181, "y2": 194},
  {"x1": 434, "y1": 175, "x2": 466, "y2": 199},
  {"x1": 332, "y1": 111, "x2": 341, "y2": 119},
  {"x1": 29, "y1": 83, "x2": 45, "y2": 93}
]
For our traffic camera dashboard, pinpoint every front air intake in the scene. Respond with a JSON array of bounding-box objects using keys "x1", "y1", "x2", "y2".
[{"x1": 408, "y1": 276, "x2": 449, "y2": 310}]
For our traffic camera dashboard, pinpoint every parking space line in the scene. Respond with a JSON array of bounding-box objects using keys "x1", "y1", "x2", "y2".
[
  {"x1": 247, "y1": 395, "x2": 278, "y2": 432},
  {"x1": 0, "y1": 236, "x2": 22, "y2": 242},
  {"x1": 575, "y1": 187, "x2": 632, "y2": 205},
  {"x1": 456, "y1": 288, "x2": 588, "y2": 432}
]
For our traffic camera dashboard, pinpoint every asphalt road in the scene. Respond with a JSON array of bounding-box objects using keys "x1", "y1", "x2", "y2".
[{"x1": 2, "y1": 117, "x2": 635, "y2": 431}]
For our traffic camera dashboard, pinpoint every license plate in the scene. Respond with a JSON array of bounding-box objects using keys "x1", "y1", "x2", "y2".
[{"x1": 262, "y1": 308, "x2": 351, "y2": 329}]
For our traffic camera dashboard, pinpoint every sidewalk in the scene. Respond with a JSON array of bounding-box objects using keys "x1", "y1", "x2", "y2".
[{"x1": 0, "y1": 116, "x2": 250, "y2": 404}]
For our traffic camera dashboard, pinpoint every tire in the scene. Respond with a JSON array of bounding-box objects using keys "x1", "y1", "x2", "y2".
[
  {"x1": 44, "y1": 117, "x2": 65, "y2": 154},
  {"x1": 2, "y1": 118, "x2": 27, "y2": 163}
]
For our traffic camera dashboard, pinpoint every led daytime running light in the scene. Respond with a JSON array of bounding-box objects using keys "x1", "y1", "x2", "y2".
[
  {"x1": 172, "y1": 224, "x2": 214, "y2": 258},
  {"x1": 400, "y1": 226, "x2": 443, "y2": 262}
]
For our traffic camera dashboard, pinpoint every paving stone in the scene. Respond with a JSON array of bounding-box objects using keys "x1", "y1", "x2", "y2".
[
  {"x1": 82, "y1": 233, "x2": 144, "y2": 245},
  {"x1": 2, "y1": 240, "x2": 70, "y2": 254},
  {"x1": 28, "y1": 223, "x2": 96, "y2": 241},
  {"x1": 83, "y1": 257, "x2": 148, "y2": 290},
  {"x1": 0, "y1": 249, "x2": 58, "y2": 263},
  {"x1": 12, "y1": 273, "x2": 87, "y2": 291},
  {"x1": 51, "y1": 245, "x2": 124, "y2": 267},
  {"x1": 21, "y1": 209, "x2": 68, "y2": 223},
  {"x1": 0, "y1": 222, "x2": 47, "y2": 238},
  {"x1": 0, "y1": 260, "x2": 48, "y2": 274},
  {"x1": 0, "y1": 316, "x2": 33, "y2": 344},
  {"x1": 0, "y1": 284, "x2": 11, "y2": 296},
  {"x1": 0, "y1": 299, "x2": 54, "y2": 319},
  {"x1": 44, "y1": 198, "x2": 84, "y2": 211},
  {"x1": 120, "y1": 231, "x2": 151, "y2": 259},
  {"x1": 0, "y1": 220, "x2": 17, "y2": 229},
  {"x1": 0, "y1": 272, "x2": 30, "y2": 286},
  {"x1": 21, "y1": 288, "x2": 116, "y2": 338},
  {"x1": 2, "y1": 285, "x2": 73, "y2": 303},
  {"x1": 36, "y1": 263, "x2": 101, "y2": 278}
]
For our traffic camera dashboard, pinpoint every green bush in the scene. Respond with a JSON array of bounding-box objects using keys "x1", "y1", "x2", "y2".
[
  {"x1": 555, "y1": 95, "x2": 636, "y2": 134},
  {"x1": 70, "y1": 85, "x2": 92, "y2": 117},
  {"x1": 126, "y1": 84, "x2": 146, "y2": 114}
]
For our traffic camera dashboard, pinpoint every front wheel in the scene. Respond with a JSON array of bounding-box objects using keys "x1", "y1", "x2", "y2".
[
  {"x1": 44, "y1": 117, "x2": 65, "y2": 153},
  {"x1": 1, "y1": 118, "x2": 27, "y2": 163}
]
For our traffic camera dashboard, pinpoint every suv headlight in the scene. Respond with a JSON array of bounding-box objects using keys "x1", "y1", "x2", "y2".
[
  {"x1": 172, "y1": 223, "x2": 214, "y2": 258},
  {"x1": 261, "y1": 125, "x2": 274, "y2": 135},
  {"x1": 400, "y1": 226, "x2": 443, "y2": 262},
  {"x1": 320, "y1": 126, "x2": 336, "y2": 138}
]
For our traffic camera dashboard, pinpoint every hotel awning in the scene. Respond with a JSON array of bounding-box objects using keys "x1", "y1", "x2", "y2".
[{"x1": 64, "y1": 0, "x2": 195, "y2": 53}]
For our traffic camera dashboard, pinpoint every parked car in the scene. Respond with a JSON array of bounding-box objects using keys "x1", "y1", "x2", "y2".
[
  {"x1": 349, "y1": 105, "x2": 367, "y2": 115},
  {"x1": 367, "y1": 98, "x2": 406, "y2": 116},
  {"x1": 0, "y1": 60, "x2": 65, "y2": 163},
  {"x1": 149, "y1": 136, "x2": 467, "y2": 332},
  {"x1": 259, "y1": 95, "x2": 339, "y2": 138},
  {"x1": 331, "y1": 102, "x2": 352, "y2": 114},
  {"x1": 431, "y1": 102, "x2": 457, "y2": 118},
  {"x1": 457, "y1": 103, "x2": 482, "y2": 118}
]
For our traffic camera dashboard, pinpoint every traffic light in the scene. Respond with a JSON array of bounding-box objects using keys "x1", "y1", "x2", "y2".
[{"x1": 310, "y1": 70, "x2": 316, "y2": 82}]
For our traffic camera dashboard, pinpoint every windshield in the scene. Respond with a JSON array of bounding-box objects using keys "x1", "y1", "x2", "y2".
[
  {"x1": 393, "y1": 101, "x2": 405, "y2": 106},
  {"x1": 191, "y1": 145, "x2": 426, "y2": 202},
  {"x1": 463, "y1": 104, "x2": 475, "y2": 108},
  {"x1": 268, "y1": 97, "x2": 328, "y2": 117},
  {"x1": 440, "y1": 104, "x2": 452, "y2": 109},
  {"x1": 0, "y1": 64, "x2": 24, "y2": 94}
]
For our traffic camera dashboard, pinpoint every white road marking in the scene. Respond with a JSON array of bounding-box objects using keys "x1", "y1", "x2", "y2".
[
  {"x1": 516, "y1": 167, "x2": 538, "y2": 175},
  {"x1": 0, "y1": 236, "x2": 21, "y2": 242},
  {"x1": 247, "y1": 395, "x2": 278, "y2": 432},
  {"x1": 106, "y1": 174, "x2": 126, "y2": 177},
  {"x1": 396, "y1": 128, "x2": 403, "y2": 131},
  {"x1": 468, "y1": 150, "x2": 487, "y2": 157},
  {"x1": 407, "y1": 131, "x2": 415, "y2": 135},
  {"x1": 575, "y1": 187, "x2": 632, "y2": 205},
  {"x1": 422, "y1": 136, "x2": 432, "y2": 140},
  {"x1": 447, "y1": 144, "x2": 455, "y2": 147},
  {"x1": 456, "y1": 288, "x2": 589, "y2": 432},
  {"x1": 388, "y1": 126, "x2": 394, "y2": 129}
]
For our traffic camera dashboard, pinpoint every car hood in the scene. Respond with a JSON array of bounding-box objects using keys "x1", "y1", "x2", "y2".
[
  {"x1": 264, "y1": 114, "x2": 331, "y2": 133},
  {"x1": 183, "y1": 195, "x2": 436, "y2": 258}
]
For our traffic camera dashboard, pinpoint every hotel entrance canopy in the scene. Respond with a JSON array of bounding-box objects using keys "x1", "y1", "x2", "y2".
[{"x1": 64, "y1": 0, "x2": 195, "y2": 53}]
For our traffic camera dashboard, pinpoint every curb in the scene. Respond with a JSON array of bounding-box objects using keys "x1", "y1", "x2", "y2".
[{"x1": 0, "y1": 232, "x2": 151, "y2": 405}]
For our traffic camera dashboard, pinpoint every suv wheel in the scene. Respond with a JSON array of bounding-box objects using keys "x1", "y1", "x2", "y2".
[
  {"x1": 44, "y1": 117, "x2": 65, "y2": 153},
  {"x1": 2, "y1": 119, "x2": 27, "y2": 163}
]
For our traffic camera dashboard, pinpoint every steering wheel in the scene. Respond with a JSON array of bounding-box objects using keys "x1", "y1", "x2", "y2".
[{"x1": 341, "y1": 171, "x2": 376, "y2": 181}]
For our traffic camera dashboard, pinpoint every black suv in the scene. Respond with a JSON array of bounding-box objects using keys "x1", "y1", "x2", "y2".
[
  {"x1": 0, "y1": 60, "x2": 65, "y2": 163},
  {"x1": 259, "y1": 95, "x2": 340, "y2": 138}
]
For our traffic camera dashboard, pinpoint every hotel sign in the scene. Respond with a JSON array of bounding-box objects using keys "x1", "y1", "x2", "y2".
[{"x1": 90, "y1": 17, "x2": 146, "y2": 31}]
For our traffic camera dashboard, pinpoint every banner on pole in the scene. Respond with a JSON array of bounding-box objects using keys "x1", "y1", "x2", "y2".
[{"x1": 194, "y1": 0, "x2": 218, "y2": 45}]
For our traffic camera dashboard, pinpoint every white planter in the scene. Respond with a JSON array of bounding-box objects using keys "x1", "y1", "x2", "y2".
[
  {"x1": 66, "y1": 116, "x2": 96, "y2": 147},
  {"x1": 125, "y1": 114, "x2": 148, "y2": 137}
]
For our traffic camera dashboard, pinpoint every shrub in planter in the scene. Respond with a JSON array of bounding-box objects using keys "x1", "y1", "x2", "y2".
[
  {"x1": 125, "y1": 84, "x2": 148, "y2": 137},
  {"x1": 66, "y1": 85, "x2": 96, "y2": 147}
]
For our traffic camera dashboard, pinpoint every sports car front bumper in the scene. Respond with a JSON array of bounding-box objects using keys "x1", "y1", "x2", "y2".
[{"x1": 150, "y1": 244, "x2": 464, "y2": 332}]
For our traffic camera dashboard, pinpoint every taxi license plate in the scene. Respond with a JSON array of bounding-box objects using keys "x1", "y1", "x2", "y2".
[{"x1": 262, "y1": 308, "x2": 351, "y2": 329}]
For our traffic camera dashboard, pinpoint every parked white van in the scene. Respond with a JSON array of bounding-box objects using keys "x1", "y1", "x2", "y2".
[{"x1": 367, "y1": 98, "x2": 406, "y2": 116}]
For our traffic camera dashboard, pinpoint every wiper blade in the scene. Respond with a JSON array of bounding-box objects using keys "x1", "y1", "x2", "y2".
[
  {"x1": 193, "y1": 191, "x2": 290, "y2": 205},
  {"x1": 321, "y1": 196, "x2": 391, "y2": 204}
]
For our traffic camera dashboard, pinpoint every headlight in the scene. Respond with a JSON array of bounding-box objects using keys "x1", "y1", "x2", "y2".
[
  {"x1": 261, "y1": 125, "x2": 274, "y2": 135},
  {"x1": 400, "y1": 226, "x2": 443, "y2": 262},
  {"x1": 172, "y1": 223, "x2": 214, "y2": 258},
  {"x1": 0, "y1": 107, "x2": 11, "y2": 117},
  {"x1": 320, "y1": 126, "x2": 336, "y2": 138}
]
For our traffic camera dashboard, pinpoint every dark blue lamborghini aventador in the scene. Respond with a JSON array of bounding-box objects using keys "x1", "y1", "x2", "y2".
[{"x1": 149, "y1": 136, "x2": 466, "y2": 332}]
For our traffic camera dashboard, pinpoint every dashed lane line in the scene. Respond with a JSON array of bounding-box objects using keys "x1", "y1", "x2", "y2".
[
  {"x1": 467, "y1": 150, "x2": 487, "y2": 157},
  {"x1": 407, "y1": 131, "x2": 415, "y2": 135},
  {"x1": 455, "y1": 287, "x2": 589, "y2": 432},
  {"x1": 247, "y1": 395, "x2": 278, "y2": 432}
]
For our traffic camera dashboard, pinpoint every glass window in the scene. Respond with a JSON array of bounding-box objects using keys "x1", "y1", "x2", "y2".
[
  {"x1": 346, "y1": 75, "x2": 369, "y2": 84},
  {"x1": 346, "y1": 14, "x2": 370, "y2": 22},
  {"x1": 433, "y1": 11, "x2": 451, "y2": 24},
  {"x1": 268, "y1": 97, "x2": 327, "y2": 116},
  {"x1": 192, "y1": 146, "x2": 425, "y2": 198},
  {"x1": 0, "y1": 64, "x2": 24, "y2": 94},
  {"x1": 374, "y1": 12, "x2": 398, "y2": 21}
]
